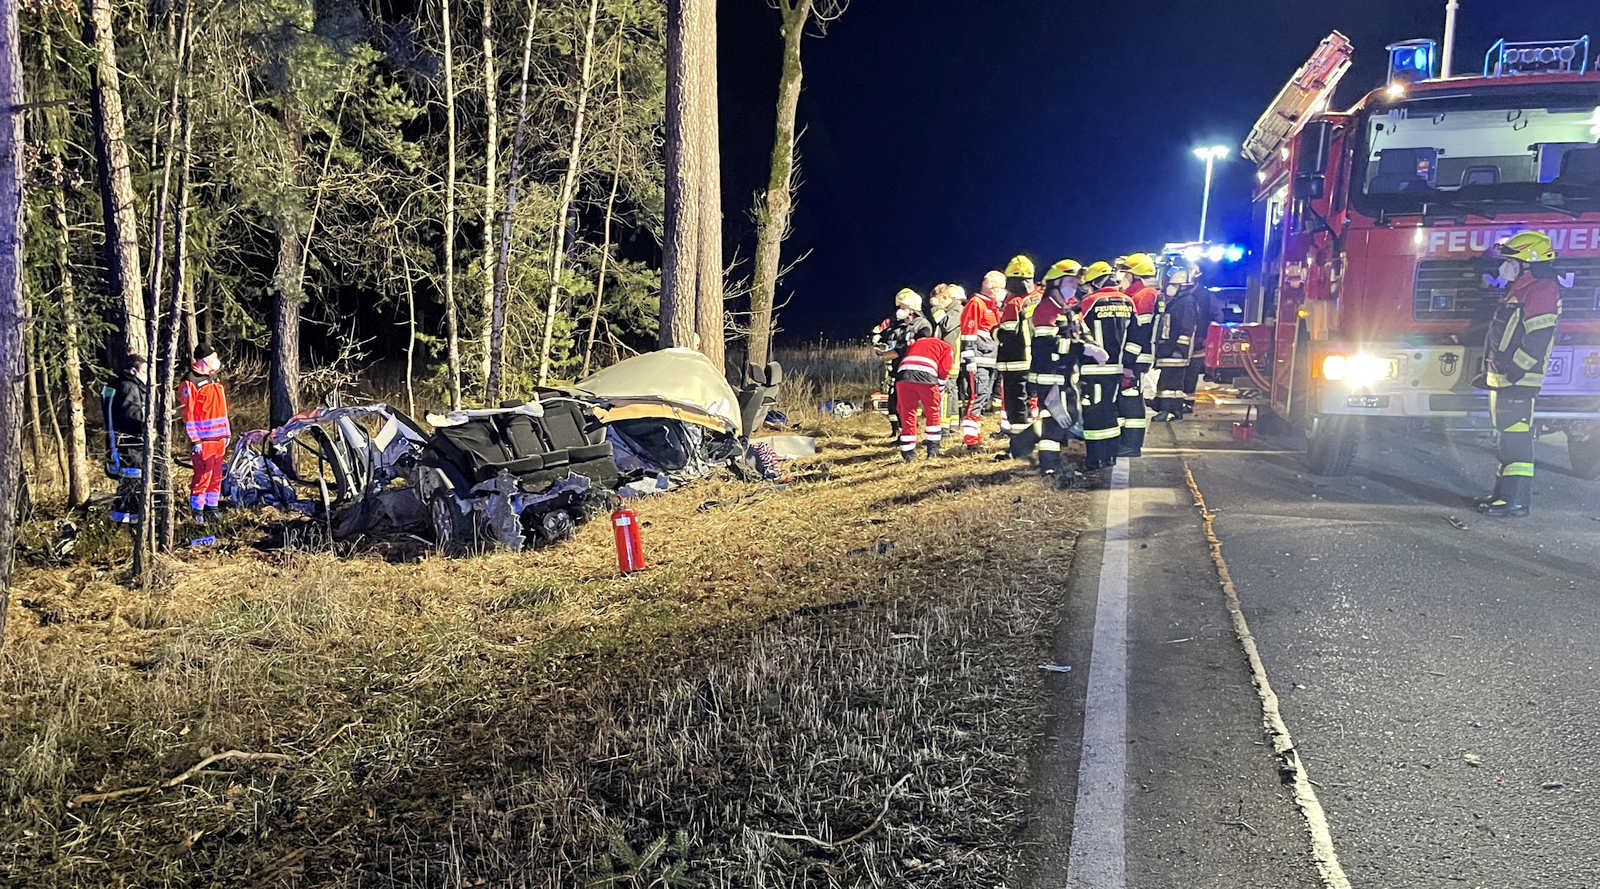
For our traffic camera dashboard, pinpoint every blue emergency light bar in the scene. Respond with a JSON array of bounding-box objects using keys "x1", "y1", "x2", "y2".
[
  {"x1": 1385, "y1": 39, "x2": 1436, "y2": 86},
  {"x1": 1484, "y1": 36, "x2": 1589, "y2": 77}
]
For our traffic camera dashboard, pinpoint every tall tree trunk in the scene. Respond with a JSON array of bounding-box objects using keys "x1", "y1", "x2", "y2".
[
  {"x1": 693, "y1": 0, "x2": 723, "y2": 372},
  {"x1": 0, "y1": 0, "x2": 24, "y2": 644},
  {"x1": 487, "y1": 0, "x2": 541, "y2": 404},
  {"x1": 158, "y1": 57, "x2": 195, "y2": 554},
  {"x1": 659, "y1": 0, "x2": 699, "y2": 350},
  {"x1": 45, "y1": 365, "x2": 68, "y2": 483},
  {"x1": 22, "y1": 328, "x2": 48, "y2": 482},
  {"x1": 537, "y1": 0, "x2": 601, "y2": 386},
  {"x1": 583, "y1": 163, "x2": 622, "y2": 379},
  {"x1": 749, "y1": 0, "x2": 813, "y2": 375},
  {"x1": 84, "y1": 0, "x2": 145, "y2": 363},
  {"x1": 402, "y1": 246, "x2": 417, "y2": 417},
  {"x1": 52, "y1": 189, "x2": 92, "y2": 506},
  {"x1": 270, "y1": 107, "x2": 305, "y2": 427},
  {"x1": 271, "y1": 226, "x2": 303, "y2": 426},
  {"x1": 479, "y1": 0, "x2": 497, "y2": 387},
  {"x1": 441, "y1": 0, "x2": 462, "y2": 410}
]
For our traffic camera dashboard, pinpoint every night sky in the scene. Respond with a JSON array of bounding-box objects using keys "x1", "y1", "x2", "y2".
[{"x1": 716, "y1": 0, "x2": 1598, "y2": 341}]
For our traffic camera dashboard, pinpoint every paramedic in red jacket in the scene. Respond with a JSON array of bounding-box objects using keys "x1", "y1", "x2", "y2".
[
  {"x1": 894, "y1": 330, "x2": 955, "y2": 461},
  {"x1": 180, "y1": 344, "x2": 231, "y2": 523}
]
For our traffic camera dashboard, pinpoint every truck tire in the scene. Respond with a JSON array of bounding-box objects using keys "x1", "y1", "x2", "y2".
[
  {"x1": 1305, "y1": 414, "x2": 1360, "y2": 476},
  {"x1": 1568, "y1": 428, "x2": 1600, "y2": 480}
]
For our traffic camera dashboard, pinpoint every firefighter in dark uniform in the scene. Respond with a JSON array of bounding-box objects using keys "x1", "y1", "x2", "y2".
[
  {"x1": 1077, "y1": 262, "x2": 1134, "y2": 471},
  {"x1": 1473, "y1": 231, "x2": 1562, "y2": 518},
  {"x1": 1017, "y1": 259, "x2": 1098, "y2": 480},
  {"x1": 101, "y1": 355, "x2": 150, "y2": 524},
  {"x1": 995, "y1": 255, "x2": 1039, "y2": 439},
  {"x1": 1152, "y1": 267, "x2": 1201, "y2": 421},
  {"x1": 1115, "y1": 252, "x2": 1158, "y2": 457}
]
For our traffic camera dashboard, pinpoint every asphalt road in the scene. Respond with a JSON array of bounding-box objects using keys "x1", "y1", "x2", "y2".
[{"x1": 1019, "y1": 404, "x2": 1600, "y2": 888}]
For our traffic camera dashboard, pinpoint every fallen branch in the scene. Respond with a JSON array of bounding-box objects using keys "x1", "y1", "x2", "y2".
[
  {"x1": 71, "y1": 751, "x2": 292, "y2": 806},
  {"x1": 71, "y1": 721, "x2": 363, "y2": 808},
  {"x1": 754, "y1": 773, "x2": 913, "y2": 850}
]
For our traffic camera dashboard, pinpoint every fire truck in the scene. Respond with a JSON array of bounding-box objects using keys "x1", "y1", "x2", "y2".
[{"x1": 1228, "y1": 32, "x2": 1600, "y2": 476}]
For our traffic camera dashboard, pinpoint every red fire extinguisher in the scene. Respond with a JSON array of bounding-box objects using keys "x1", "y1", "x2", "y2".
[{"x1": 612, "y1": 506, "x2": 646, "y2": 574}]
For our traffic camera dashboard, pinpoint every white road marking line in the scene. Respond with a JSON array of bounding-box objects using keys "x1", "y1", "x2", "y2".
[
  {"x1": 1065, "y1": 460, "x2": 1130, "y2": 889},
  {"x1": 1176, "y1": 445, "x2": 1353, "y2": 889}
]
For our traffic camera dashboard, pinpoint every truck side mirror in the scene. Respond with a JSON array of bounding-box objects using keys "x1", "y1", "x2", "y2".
[
  {"x1": 1292, "y1": 120, "x2": 1336, "y2": 201},
  {"x1": 1294, "y1": 174, "x2": 1326, "y2": 200}
]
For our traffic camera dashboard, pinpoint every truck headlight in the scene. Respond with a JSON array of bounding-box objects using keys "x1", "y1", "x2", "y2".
[{"x1": 1322, "y1": 353, "x2": 1397, "y2": 386}]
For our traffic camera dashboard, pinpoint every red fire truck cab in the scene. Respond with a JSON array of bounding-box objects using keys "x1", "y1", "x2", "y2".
[{"x1": 1233, "y1": 33, "x2": 1600, "y2": 476}]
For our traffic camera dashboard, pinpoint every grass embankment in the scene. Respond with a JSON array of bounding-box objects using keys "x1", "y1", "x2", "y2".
[{"x1": 3, "y1": 349, "x2": 1091, "y2": 887}]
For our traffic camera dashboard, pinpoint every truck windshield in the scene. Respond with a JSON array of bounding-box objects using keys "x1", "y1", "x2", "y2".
[{"x1": 1352, "y1": 84, "x2": 1600, "y2": 218}]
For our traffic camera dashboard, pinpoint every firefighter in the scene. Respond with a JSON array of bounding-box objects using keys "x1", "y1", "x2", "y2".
[
  {"x1": 894, "y1": 326, "x2": 956, "y2": 461},
  {"x1": 1018, "y1": 259, "x2": 1104, "y2": 480},
  {"x1": 100, "y1": 355, "x2": 149, "y2": 524},
  {"x1": 995, "y1": 255, "x2": 1039, "y2": 439},
  {"x1": 1151, "y1": 267, "x2": 1201, "y2": 421},
  {"x1": 1115, "y1": 252, "x2": 1159, "y2": 456},
  {"x1": 872, "y1": 289, "x2": 933, "y2": 439},
  {"x1": 1077, "y1": 262, "x2": 1135, "y2": 471},
  {"x1": 929, "y1": 283, "x2": 966, "y2": 429},
  {"x1": 1472, "y1": 232, "x2": 1562, "y2": 518},
  {"x1": 180, "y1": 344, "x2": 232, "y2": 526},
  {"x1": 959, "y1": 272, "x2": 1003, "y2": 447}
]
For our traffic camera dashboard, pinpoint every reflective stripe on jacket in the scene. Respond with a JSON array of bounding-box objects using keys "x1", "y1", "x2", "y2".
[{"x1": 180, "y1": 374, "x2": 231, "y2": 442}]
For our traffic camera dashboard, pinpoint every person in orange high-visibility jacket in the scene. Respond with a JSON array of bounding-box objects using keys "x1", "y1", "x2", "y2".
[
  {"x1": 958, "y1": 272, "x2": 1003, "y2": 447},
  {"x1": 894, "y1": 330, "x2": 956, "y2": 461},
  {"x1": 180, "y1": 343, "x2": 231, "y2": 524}
]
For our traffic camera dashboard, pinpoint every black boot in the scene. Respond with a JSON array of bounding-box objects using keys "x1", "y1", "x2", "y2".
[
  {"x1": 1474, "y1": 478, "x2": 1505, "y2": 512},
  {"x1": 901, "y1": 449, "x2": 916, "y2": 463},
  {"x1": 925, "y1": 442, "x2": 941, "y2": 459},
  {"x1": 1481, "y1": 477, "x2": 1530, "y2": 518}
]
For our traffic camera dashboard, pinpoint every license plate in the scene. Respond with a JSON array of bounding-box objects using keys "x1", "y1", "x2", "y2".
[{"x1": 1346, "y1": 395, "x2": 1383, "y2": 408}]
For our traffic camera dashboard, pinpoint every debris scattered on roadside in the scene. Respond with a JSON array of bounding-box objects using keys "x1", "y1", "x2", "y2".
[
  {"x1": 1542, "y1": 781, "x2": 1565, "y2": 790},
  {"x1": 817, "y1": 400, "x2": 858, "y2": 418},
  {"x1": 1463, "y1": 753, "x2": 1483, "y2": 767},
  {"x1": 1162, "y1": 637, "x2": 1194, "y2": 644},
  {"x1": 1038, "y1": 664, "x2": 1073, "y2": 673},
  {"x1": 848, "y1": 540, "x2": 895, "y2": 557},
  {"x1": 1446, "y1": 515, "x2": 1468, "y2": 530}
]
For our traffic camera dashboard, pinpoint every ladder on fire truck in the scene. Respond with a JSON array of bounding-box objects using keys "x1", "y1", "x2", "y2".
[{"x1": 1242, "y1": 31, "x2": 1355, "y2": 165}]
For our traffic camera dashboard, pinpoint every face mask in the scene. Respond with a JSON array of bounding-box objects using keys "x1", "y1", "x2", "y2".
[
  {"x1": 895, "y1": 308, "x2": 910, "y2": 320},
  {"x1": 1118, "y1": 273, "x2": 1133, "y2": 289},
  {"x1": 1166, "y1": 285, "x2": 1179, "y2": 297},
  {"x1": 1498, "y1": 260, "x2": 1520, "y2": 283}
]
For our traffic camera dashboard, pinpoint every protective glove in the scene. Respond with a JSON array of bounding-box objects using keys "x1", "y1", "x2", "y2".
[
  {"x1": 191, "y1": 442, "x2": 202, "y2": 455},
  {"x1": 1082, "y1": 342, "x2": 1109, "y2": 364}
]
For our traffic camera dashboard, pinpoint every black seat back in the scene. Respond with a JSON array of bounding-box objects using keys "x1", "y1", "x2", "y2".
[{"x1": 1557, "y1": 144, "x2": 1600, "y2": 187}]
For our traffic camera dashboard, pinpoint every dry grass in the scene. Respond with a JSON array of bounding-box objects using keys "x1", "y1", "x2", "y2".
[{"x1": 2, "y1": 356, "x2": 1092, "y2": 887}]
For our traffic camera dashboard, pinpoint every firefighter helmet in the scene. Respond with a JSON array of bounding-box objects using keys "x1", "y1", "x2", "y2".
[
  {"x1": 1043, "y1": 259, "x2": 1083, "y2": 281},
  {"x1": 895, "y1": 288, "x2": 923, "y2": 312},
  {"x1": 1167, "y1": 268, "x2": 1192, "y2": 286},
  {"x1": 1005, "y1": 255, "x2": 1036, "y2": 278},
  {"x1": 1497, "y1": 231, "x2": 1555, "y2": 263},
  {"x1": 1117, "y1": 252, "x2": 1157, "y2": 278},
  {"x1": 1081, "y1": 261, "x2": 1115, "y2": 284}
]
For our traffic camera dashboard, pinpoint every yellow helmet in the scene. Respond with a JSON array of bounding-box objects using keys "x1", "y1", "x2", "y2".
[
  {"x1": 1497, "y1": 231, "x2": 1555, "y2": 263},
  {"x1": 1005, "y1": 255, "x2": 1036, "y2": 278},
  {"x1": 895, "y1": 288, "x2": 923, "y2": 312},
  {"x1": 1081, "y1": 261, "x2": 1115, "y2": 284},
  {"x1": 1043, "y1": 259, "x2": 1083, "y2": 281},
  {"x1": 1116, "y1": 252, "x2": 1157, "y2": 278}
]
